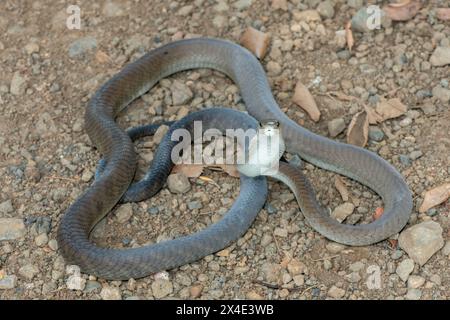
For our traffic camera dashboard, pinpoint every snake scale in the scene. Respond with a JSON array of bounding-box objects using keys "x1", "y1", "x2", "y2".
[{"x1": 57, "y1": 38, "x2": 413, "y2": 280}]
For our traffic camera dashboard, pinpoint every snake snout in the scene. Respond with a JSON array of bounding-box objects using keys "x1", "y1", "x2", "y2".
[{"x1": 237, "y1": 119, "x2": 285, "y2": 177}]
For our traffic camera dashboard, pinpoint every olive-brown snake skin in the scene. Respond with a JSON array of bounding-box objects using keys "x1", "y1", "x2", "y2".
[{"x1": 57, "y1": 38, "x2": 413, "y2": 279}]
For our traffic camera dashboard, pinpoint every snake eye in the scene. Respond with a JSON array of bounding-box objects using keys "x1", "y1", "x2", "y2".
[{"x1": 260, "y1": 120, "x2": 279, "y2": 128}]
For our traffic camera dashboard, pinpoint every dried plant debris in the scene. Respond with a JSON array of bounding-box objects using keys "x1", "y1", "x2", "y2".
[
  {"x1": 383, "y1": 0, "x2": 421, "y2": 21},
  {"x1": 347, "y1": 111, "x2": 369, "y2": 147},
  {"x1": 240, "y1": 27, "x2": 271, "y2": 59},
  {"x1": 292, "y1": 82, "x2": 320, "y2": 122},
  {"x1": 419, "y1": 184, "x2": 450, "y2": 213}
]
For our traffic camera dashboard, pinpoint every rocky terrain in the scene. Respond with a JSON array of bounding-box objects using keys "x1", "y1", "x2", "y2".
[{"x1": 0, "y1": 0, "x2": 449, "y2": 300}]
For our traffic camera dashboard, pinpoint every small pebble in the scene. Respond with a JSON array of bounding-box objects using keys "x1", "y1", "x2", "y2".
[
  {"x1": 405, "y1": 288, "x2": 422, "y2": 300},
  {"x1": 328, "y1": 118, "x2": 345, "y2": 137},
  {"x1": 328, "y1": 285, "x2": 345, "y2": 299},
  {"x1": 0, "y1": 218, "x2": 26, "y2": 242},
  {"x1": 18, "y1": 264, "x2": 39, "y2": 280},
  {"x1": 188, "y1": 201, "x2": 202, "y2": 210},
  {"x1": 167, "y1": 173, "x2": 191, "y2": 194},
  {"x1": 100, "y1": 286, "x2": 122, "y2": 300},
  {"x1": 0, "y1": 275, "x2": 17, "y2": 290},
  {"x1": 68, "y1": 36, "x2": 97, "y2": 58},
  {"x1": 115, "y1": 203, "x2": 133, "y2": 223},
  {"x1": 151, "y1": 279, "x2": 173, "y2": 299},
  {"x1": 35, "y1": 233, "x2": 49, "y2": 247},
  {"x1": 396, "y1": 259, "x2": 414, "y2": 282},
  {"x1": 407, "y1": 275, "x2": 425, "y2": 289}
]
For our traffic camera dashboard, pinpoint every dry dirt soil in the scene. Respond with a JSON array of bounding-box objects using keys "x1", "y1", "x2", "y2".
[{"x1": 0, "y1": 0, "x2": 449, "y2": 300}]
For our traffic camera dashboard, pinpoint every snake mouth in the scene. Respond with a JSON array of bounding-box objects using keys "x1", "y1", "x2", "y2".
[{"x1": 259, "y1": 119, "x2": 279, "y2": 128}]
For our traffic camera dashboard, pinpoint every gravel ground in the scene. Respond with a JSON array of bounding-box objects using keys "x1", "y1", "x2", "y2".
[{"x1": 0, "y1": 0, "x2": 449, "y2": 300}]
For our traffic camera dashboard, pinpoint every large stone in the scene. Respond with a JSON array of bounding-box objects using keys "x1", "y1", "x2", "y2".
[
  {"x1": 171, "y1": 81, "x2": 193, "y2": 105},
  {"x1": 442, "y1": 241, "x2": 450, "y2": 256},
  {"x1": 233, "y1": 0, "x2": 253, "y2": 11},
  {"x1": 177, "y1": 5, "x2": 193, "y2": 16},
  {"x1": 167, "y1": 173, "x2": 191, "y2": 194},
  {"x1": 102, "y1": 1, "x2": 125, "y2": 17},
  {"x1": 0, "y1": 275, "x2": 17, "y2": 289},
  {"x1": 328, "y1": 285, "x2": 345, "y2": 298},
  {"x1": 0, "y1": 218, "x2": 26, "y2": 241},
  {"x1": 115, "y1": 203, "x2": 133, "y2": 223},
  {"x1": 100, "y1": 286, "x2": 122, "y2": 300},
  {"x1": 317, "y1": 0, "x2": 335, "y2": 19},
  {"x1": 151, "y1": 279, "x2": 173, "y2": 299},
  {"x1": 10, "y1": 72, "x2": 27, "y2": 95},
  {"x1": 430, "y1": 46, "x2": 450, "y2": 67},
  {"x1": 68, "y1": 36, "x2": 97, "y2": 58},
  {"x1": 293, "y1": 10, "x2": 321, "y2": 22},
  {"x1": 396, "y1": 259, "x2": 414, "y2": 282},
  {"x1": 398, "y1": 221, "x2": 444, "y2": 266},
  {"x1": 407, "y1": 275, "x2": 425, "y2": 289},
  {"x1": 405, "y1": 288, "x2": 422, "y2": 300},
  {"x1": 432, "y1": 86, "x2": 450, "y2": 103},
  {"x1": 331, "y1": 202, "x2": 355, "y2": 223},
  {"x1": 0, "y1": 199, "x2": 13, "y2": 214},
  {"x1": 328, "y1": 118, "x2": 346, "y2": 137},
  {"x1": 18, "y1": 264, "x2": 39, "y2": 280},
  {"x1": 66, "y1": 274, "x2": 86, "y2": 291}
]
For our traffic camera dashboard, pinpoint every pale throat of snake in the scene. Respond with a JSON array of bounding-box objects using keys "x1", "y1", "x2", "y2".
[{"x1": 237, "y1": 119, "x2": 286, "y2": 177}]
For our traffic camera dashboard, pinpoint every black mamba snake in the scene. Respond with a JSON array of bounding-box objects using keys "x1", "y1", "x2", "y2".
[{"x1": 57, "y1": 38, "x2": 413, "y2": 279}]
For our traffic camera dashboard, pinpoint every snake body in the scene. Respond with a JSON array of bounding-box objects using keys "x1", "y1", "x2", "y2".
[{"x1": 57, "y1": 38, "x2": 412, "y2": 279}]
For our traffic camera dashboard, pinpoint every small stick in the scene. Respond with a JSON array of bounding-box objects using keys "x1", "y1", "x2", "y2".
[
  {"x1": 311, "y1": 255, "x2": 340, "y2": 262},
  {"x1": 271, "y1": 230, "x2": 281, "y2": 256},
  {"x1": 300, "y1": 285, "x2": 316, "y2": 296},
  {"x1": 252, "y1": 280, "x2": 304, "y2": 292},
  {"x1": 47, "y1": 175, "x2": 79, "y2": 182},
  {"x1": 252, "y1": 280, "x2": 280, "y2": 290}
]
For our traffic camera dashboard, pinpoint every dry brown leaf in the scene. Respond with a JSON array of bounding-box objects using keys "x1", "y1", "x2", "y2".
[
  {"x1": 383, "y1": 0, "x2": 421, "y2": 21},
  {"x1": 334, "y1": 176, "x2": 349, "y2": 202},
  {"x1": 95, "y1": 50, "x2": 111, "y2": 64},
  {"x1": 364, "y1": 105, "x2": 383, "y2": 124},
  {"x1": 220, "y1": 165, "x2": 240, "y2": 178},
  {"x1": 171, "y1": 164, "x2": 204, "y2": 178},
  {"x1": 388, "y1": 0, "x2": 411, "y2": 8},
  {"x1": 209, "y1": 165, "x2": 240, "y2": 178},
  {"x1": 388, "y1": 239, "x2": 398, "y2": 249},
  {"x1": 373, "y1": 207, "x2": 384, "y2": 220},
  {"x1": 292, "y1": 82, "x2": 320, "y2": 122},
  {"x1": 436, "y1": 8, "x2": 450, "y2": 21},
  {"x1": 198, "y1": 176, "x2": 220, "y2": 187},
  {"x1": 271, "y1": 0, "x2": 288, "y2": 10},
  {"x1": 347, "y1": 111, "x2": 369, "y2": 147},
  {"x1": 375, "y1": 98, "x2": 407, "y2": 121},
  {"x1": 345, "y1": 21, "x2": 354, "y2": 52},
  {"x1": 419, "y1": 183, "x2": 450, "y2": 213},
  {"x1": 240, "y1": 27, "x2": 271, "y2": 59}
]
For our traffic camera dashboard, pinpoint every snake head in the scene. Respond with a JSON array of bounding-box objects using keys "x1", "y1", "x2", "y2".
[{"x1": 259, "y1": 120, "x2": 279, "y2": 137}]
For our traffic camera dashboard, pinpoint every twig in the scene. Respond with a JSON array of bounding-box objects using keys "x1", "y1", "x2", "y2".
[
  {"x1": 300, "y1": 285, "x2": 316, "y2": 296},
  {"x1": 311, "y1": 255, "x2": 340, "y2": 262},
  {"x1": 252, "y1": 280, "x2": 280, "y2": 290},
  {"x1": 47, "y1": 175, "x2": 79, "y2": 182},
  {"x1": 271, "y1": 230, "x2": 281, "y2": 256},
  {"x1": 252, "y1": 280, "x2": 304, "y2": 292}
]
